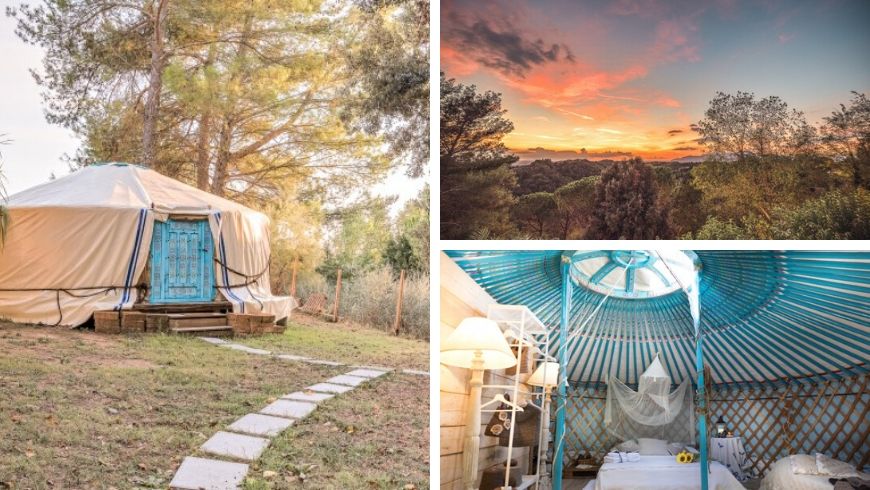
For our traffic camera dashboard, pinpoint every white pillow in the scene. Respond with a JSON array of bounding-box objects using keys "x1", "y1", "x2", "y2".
[
  {"x1": 667, "y1": 442, "x2": 685, "y2": 455},
  {"x1": 637, "y1": 438, "x2": 669, "y2": 455},
  {"x1": 790, "y1": 454, "x2": 821, "y2": 475},
  {"x1": 816, "y1": 453, "x2": 859, "y2": 478},
  {"x1": 617, "y1": 439, "x2": 640, "y2": 452}
]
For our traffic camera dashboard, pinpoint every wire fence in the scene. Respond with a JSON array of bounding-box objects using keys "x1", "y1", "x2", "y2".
[{"x1": 293, "y1": 266, "x2": 430, "y2": 341}]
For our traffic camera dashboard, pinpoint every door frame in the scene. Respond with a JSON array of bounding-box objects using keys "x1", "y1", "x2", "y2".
[{"x1": 149, "y1": 216, "x2": 215, "y2": 303}]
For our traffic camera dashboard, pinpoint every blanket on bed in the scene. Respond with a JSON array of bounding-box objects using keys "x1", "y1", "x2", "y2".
[{"x1": 594, "y1": 455, "x2": 745, "y2": 490}]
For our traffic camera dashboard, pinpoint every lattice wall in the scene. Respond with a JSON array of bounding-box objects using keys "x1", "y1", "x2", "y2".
[
  {"x1": 561, "y1": 386, "x2": 617, "y2": 464},
  {"x1": 709, "y1": 374, "x2": 869, "y2": 477},
  {"x1": 559, "y1": 375, "x2": 869, "y2": 477}
]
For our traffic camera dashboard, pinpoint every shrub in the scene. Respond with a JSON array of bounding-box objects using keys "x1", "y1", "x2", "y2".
[{"x1": 293, "y1": 266, "x2": 429, "y2": 341}]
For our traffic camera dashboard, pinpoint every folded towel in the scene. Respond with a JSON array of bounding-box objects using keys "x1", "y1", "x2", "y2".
[
  {"x1": 603, "y1": 453, "x2": 620, "y2": 464},
  {"x1": 603, "y1": 452, "x2": 640, "y2": 464}
]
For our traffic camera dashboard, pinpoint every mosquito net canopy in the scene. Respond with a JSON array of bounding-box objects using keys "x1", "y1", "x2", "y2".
[{"x1": 604, "y1": 355, "x2": 695, "y2": 443}]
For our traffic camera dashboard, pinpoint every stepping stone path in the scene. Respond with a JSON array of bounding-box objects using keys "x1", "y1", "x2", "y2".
[
  {"x1": 201, "y1": 431, "x2": 271, "y2": 461},
  {"x1": 198, "y1": 338, "x2": 429, "y2": 378},
  {"x1": 228, "y1": 413, "x2": 295, "y2": 437},
  {"x1": 169, "y1": 346, "x2": 391, "y2": 490},
  {"x1": 171, "y1": 457, "x2": 248, "y2": 490}
]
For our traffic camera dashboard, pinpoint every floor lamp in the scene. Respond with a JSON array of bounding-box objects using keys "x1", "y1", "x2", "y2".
[
  {"x1": 528, "y1": 361, "x2": 560, "y2": 489},
  {"x1": 441, "y1": 317, "x2": 517, "y2": 490}
]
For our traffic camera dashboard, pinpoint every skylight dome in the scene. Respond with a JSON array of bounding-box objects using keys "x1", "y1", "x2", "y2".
[{"x1": 565, "y1": 250, "x2": 695, "y2": 299}]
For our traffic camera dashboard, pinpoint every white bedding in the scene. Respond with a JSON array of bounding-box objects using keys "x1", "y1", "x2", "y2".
[
  {"x1": 760, "y1": 457, "x2": 833, "y2": 490},
  {"x1": 593, "y1": 455, "x2": 745, "y2": 490}
]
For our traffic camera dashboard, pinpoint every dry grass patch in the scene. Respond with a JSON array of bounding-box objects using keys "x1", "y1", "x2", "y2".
[
  {"x1": 238, "y1": 313, "x2": 429, "y2": 371},
  {"x1": 243, "y1": 373, "x2": 429, "y2": 489},
  {"x1": 0, "y1": 324, "x2": 341, "y2": 489}
]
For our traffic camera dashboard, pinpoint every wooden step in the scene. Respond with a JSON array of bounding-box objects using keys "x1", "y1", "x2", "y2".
[
  {"x1": 133, "y1": 302, "x2": 232, "y2": 314},
  {"x1": 165, "y1": 312, "x2": 227, "y2": 319},
  {"x1": 169, "y1": 314, "x2": 228, "y2": 329},
  {"x1": 170, "y1": 325, "x2": 234, "y2": 336}
]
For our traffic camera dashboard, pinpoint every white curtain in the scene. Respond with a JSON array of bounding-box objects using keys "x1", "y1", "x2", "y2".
[{"x1": 604, "y1": 356, "x2": 696, "y2": 443}]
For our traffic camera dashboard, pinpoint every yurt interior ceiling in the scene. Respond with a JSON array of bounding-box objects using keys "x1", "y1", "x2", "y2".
[{"x1": 441, "y1": 250, "x2": 869, "y2": 490}]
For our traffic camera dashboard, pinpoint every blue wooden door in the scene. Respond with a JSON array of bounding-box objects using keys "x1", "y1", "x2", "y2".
[{"x1": 150, "y1": 219, "x2": 214, "y2": 303}]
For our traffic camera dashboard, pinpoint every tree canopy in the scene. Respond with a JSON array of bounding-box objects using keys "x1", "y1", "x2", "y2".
[
  {"x1": 8, "y1": 0, "x2": 430, "y2": 285},
  {"x1": 440, "y1": 73, "x2": 517, "y2": 238},
  {"x1": 586, "y1": 159, "x2": 671, "y2": 239}
]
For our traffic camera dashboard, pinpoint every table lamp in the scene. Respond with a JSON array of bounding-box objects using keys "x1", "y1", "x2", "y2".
[
  {"x1": 527, "y1": 362, "x2": 560, "y2": 486},
  {"x1": 716, "y1": 416, "x2": 726, "y2": 436},
  {"x1": 441, "y1": 317, "x2": 517, "y2": 490}
]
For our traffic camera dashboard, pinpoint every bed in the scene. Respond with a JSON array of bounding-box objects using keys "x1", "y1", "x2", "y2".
[
  {"x1": 760, "y1": 456, "x2": 870, "y2": 490},
  {"x1": 760, "y1": 457, "x2": 834, "y2": 490},
  {"x1": 586, "y1": 455, "x2": 746, "y2": 490}
]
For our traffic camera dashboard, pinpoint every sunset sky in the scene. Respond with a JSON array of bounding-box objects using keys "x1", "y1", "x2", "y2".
[{"x1": 441, "y1": 0, "x2": 870, "y2": 161}]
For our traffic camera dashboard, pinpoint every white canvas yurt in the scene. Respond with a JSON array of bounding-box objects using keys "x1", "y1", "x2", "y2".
[{"x1": 0, "y1": 163, "x2": 293, "y2": 326}]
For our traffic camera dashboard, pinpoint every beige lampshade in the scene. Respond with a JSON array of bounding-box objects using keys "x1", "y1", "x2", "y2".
[
  {"x1": 527, "y1": 362, "x2": 560, "y2": 387},
  {"x1": 441, "y1": 317, "x2": 518, "y2": 369}
]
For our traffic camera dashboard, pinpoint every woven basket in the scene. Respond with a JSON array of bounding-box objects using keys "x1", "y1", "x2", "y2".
[
  {"x1": 505, "y1": 345, "x2": 533, "y2": 375},
  {"x1": 497, "y1": 401, "x2": 542, "y2": 447}
]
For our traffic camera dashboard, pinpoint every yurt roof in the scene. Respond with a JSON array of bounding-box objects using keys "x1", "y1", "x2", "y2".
[
  {"x1": 8, "y1": 162, "x2": 259, "y2": 216},
  {"x1": 446, "y1": 250, "x2": 870, "y2": 388}
]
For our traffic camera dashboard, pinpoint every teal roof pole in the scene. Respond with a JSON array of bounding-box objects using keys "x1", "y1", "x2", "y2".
[
  {"x1": 688, "y1": 258, "x2": 709, "y2": 490},
  {"x1": 553, "y1": 256, "x2": 572, "y2": 489}
]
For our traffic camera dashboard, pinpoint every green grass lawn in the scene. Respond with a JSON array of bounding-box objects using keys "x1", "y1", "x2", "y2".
[
  {"x1": 237, "y1": 313, "x2": 430, "y2": 371},
  {"x1": 243, "y1": 372, "x2": 429, "y2": 489},
  {"x1": 0, "y1": 322, "x2": 430, "y2": 489}
]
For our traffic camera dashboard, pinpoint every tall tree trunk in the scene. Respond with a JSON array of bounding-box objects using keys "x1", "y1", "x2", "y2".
[
  {"x1": 209, "y1": 14, "x2": 253, "y2": 195},
  {"x1": 196, "y1": 112, "x2": 212, "y2": 189},
  {"x1": 142, "y1": 0, "x2": 168, "y2": 169},
  {"x1": 195, "y1": 45, "x2": 217, "y2": 190},
  {"x1": 211, "y1": 118, "x2": 233, "y2": 196}
]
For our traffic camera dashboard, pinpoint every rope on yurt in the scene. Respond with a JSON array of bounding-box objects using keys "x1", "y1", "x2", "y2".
[
  {"x1": 212, "y1": 255, "x2": 270, "y2": 310},
  {"x1": 0, "y1": 283, "x2": 148, "y2": 327}
]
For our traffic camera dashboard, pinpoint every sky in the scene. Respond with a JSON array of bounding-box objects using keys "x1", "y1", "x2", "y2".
[
  {"x1": 0, "y1": 0, "x2": 423, "y2": 215},
  {"x1": 441, "y1": 0, "x2": 870, "y2": 161}
]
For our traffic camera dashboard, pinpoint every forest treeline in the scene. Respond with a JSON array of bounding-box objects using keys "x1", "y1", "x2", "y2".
[
  {"x1": 3, "y1": 1, "x2": 430, "y2": 306},
  {"x1": 440, "y1": 73, "x2": 870, "y2": 240}
]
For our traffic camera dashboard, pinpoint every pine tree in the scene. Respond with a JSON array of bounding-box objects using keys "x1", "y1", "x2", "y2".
[
  {"x1": 587, "y1": 159, "x2": 672, "y2": 239},
  {"x1": 440, "y1": 74, "x2": 518, "y2": 238}
]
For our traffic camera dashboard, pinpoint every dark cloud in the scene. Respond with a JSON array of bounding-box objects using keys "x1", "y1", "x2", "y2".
[
  {"x1": 671, "y1": 146, "x2": 696, "y2": 151},
  {"x1": 445, "y1": 14, "x2": 574, "y2": 78},
  {"x1": 667, "y1": 129, "x2": 683, "y2": 136}
]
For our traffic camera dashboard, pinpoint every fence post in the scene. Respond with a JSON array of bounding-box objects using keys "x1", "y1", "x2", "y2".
[
  {"x1": 332, "y1": 268, "x2": 342, "y2": 322},
  {"x1": 393, "y1": 269, "x2": 406, "y2": 336},
  {"x1": 290, "y1": 256, "x2": 299, "y2": 299}
]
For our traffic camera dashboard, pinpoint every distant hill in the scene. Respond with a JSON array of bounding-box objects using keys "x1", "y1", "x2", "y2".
[{"x1": 670, "y1": 155, "x2": 707, "y2": 163}]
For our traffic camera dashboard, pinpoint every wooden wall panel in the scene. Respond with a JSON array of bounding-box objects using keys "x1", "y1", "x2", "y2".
[{"x1": 439, "y1": 253, "x2": 538, "y2": 489}]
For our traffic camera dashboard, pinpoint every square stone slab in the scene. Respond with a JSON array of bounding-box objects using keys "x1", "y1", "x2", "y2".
[
  {"x1": 200, "y1": 431, "x2": 270, "y2": 462},
  {"x1": 326, "y1": 374, "x2": 369, "y2": 387},
  {"x1": 260, "y1": 399, "x2": 318, "y2": 419},
  {"x1": 307, "y1": 382, "x2": 354, "y2": 394},
  {"x1": 220, "y1": 344, "x2": 271, "y2": 356},
  {"x1": 228, "y1": 413, "x2": 295, "y2": 437},
  {"x1": 346, "y1": 368, "x2": 388, "y2": 379},
  {"x1": 281, "y1": 391, "x2": 334, "y2": 403},
  {"x1": 402, "y1": 369, "x2": 430, "y2": 376},
  {"x1": 276, "y1": 353, "x2": 309, "y2": 361},
  {"x1": 199, "y1": 337, "x2": 228, "y2": 345},
  {"x1": 170, "y1": 456, "x2": 248, "y2": 490},
  {"x1": 303, "y1": 359, "x2": 344, "y2": 366}
]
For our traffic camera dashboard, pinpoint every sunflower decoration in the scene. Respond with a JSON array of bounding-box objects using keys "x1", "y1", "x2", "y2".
[{"x1": 676, "y1": 450, "x2": 697, "y2": 464}]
